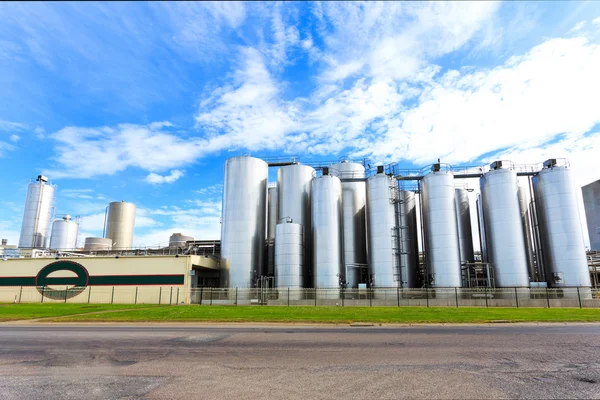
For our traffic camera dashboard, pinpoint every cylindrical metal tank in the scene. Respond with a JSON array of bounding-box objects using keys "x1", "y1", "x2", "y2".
[
  {"x1": 84, "y1": 237, "x2": 112, "y2": 251},
  {"x1": 399, "y1": 190, "x2": 419, "y2": 288},
  {"x1": 312, "y1": 174, "x2": 343, "y2": 289},
  {"x1": 480, "y1": 162, "x2": 530, "y2": 287},
  {"x1": 266, "y1": 185, "x2": 278, "y2": 276},
  {"x1": 274, "y1": 222, "x2": 303, "y2": 291},
  {"x1": 277, "y1": 164, "x2": 315, "y2": 286},
  {"x1": 49, "y1": 215, "x2": 79, "y2": 250},
  {"x1": 105, "y1": 201, "x2": 136, "y2": 250},
  {"x1": 169, "y1": 233, "x2": 194, "y2": 248},
  {"x1": 454, "y1": 189, "x2": 474, "y2": 265},
  {"x1": 533, "y1": 160, "x2": 591, "y2": 287},
  {"x1": 518, "y1": 185, "x2": 537, "y2": 281},
  {"x1": 330, "y1": 161, "x2": 367, "y2": 288},
  {"x1": 366, "y1": 172, "x2": 398, "y2": 288},
  {"x1": 421, "y1": 168, "x2": 462, "y2": 287},
  {"x1": 220, "y1": 156, "x2": 268, "y2": 288},
  {"x1": 18, "y1": 175, "x2": 55, "y2": 249}
]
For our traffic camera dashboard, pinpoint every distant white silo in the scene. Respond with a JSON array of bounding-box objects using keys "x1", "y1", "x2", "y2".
[
  {"x1": 19, "y1": 175, "x2": 55, "y2": 249},
  {"x1": 169, "y1": 233, "x2": 194, "y2": 248},
  {"x1": 49, "y1": 215, "x2": 80, "y2": 250},
  {"x1": 105, "y1": 201, "x2": 136, "y2": 250}
]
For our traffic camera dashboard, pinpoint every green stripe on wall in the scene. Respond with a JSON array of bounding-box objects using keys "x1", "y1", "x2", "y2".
[
  {"x1": 0, "y1": 275, "x2": 184, "y2": 287},
  {"x1": 0, "y1": 277, "x2": 36, "y2": 287}
]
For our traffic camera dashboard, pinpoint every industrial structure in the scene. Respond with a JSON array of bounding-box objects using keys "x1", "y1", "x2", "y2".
[
  {"x1": 583, "y1": 179, "x2": 600, "y2": 251},
  {"x1": 218, "y1": 156, "x2": 593, "y2": 295}
]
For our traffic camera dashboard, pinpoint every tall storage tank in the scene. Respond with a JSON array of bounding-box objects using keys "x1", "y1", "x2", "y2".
[
  {"x1": 366, "y1": 171, "x2": 398, "y2": 288},
  {"x1": 274, "y1": 222, "x2": 303, "y2": 292},
  {"x1": 18, "y1": 175, "x2": 55, "y2": 249},
  {"x1": 330, "y1": 161, "x2": 367, "y2": 288},
  {"x1": 84, "y1": 237, "x2": 112, "y2": 251},
  {"x1": 105, "y1": 201, "x2": 136, "y2": 250},
  {"x1": 421, "y1": 166, "x2": 462, "y2": 287},
  {"x1": 518, "y1": 185, "x2": 537, "y2": 281},
  {"x1": 312, "y1": 174, "x2": 343, "y2": 289},
  {"x1": 533, "y1": 159, "x2": 591, "y2": 288},
  {"x1": 277, "y1": 164, "x2": 314, "y2": 286},
  {"x1": 220, "y1": 156, "x2": 268, "y2": 288},
  {"x1": 49, "y1": 215, "x2": 79, "y2": 250},
  {"x1": 454, "y1": 189, "x2": 474, "y2": 265},
  {"x1": 266, "y1": 185, "x2": 278, "y2": 277},
  {"x1": 398, "y1": 190, "x2": 419, "y2": 288},
  {"x1": 480, "y1": 161, "x2": 530, "y2": 287}
]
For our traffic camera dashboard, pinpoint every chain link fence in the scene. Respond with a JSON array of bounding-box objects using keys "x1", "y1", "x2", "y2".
[{"x1": 1, "y1": 286, "x2": 600, "y2": 308}]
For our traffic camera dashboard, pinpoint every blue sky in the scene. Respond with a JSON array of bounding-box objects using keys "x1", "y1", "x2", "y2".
[{"x1": 1, "y1": 2, "x2": 600, "y2": 248}]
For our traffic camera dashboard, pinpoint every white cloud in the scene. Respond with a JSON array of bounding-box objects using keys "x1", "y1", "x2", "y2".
[
  {"x1": 0, "y1": 120, "x2": 26, "y2": 132},
  {"x1": 9, "y1": 134, "x2": 19, "y2": 143},
  {"x1": 570, "y1": 20, "x2": 586, "y2": 33},
  {"x1": 593, "y1": 17, "x2": 600, "y2": 25},
  {"x1": 46, "y1": 122, "x2": 208, "y2": 179},
  {"x1": 145, "y1": 169, "x2": 185, "y2": 185}
]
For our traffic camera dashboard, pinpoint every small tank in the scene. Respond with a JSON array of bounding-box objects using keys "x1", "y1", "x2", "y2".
[
  {"x1": 84, "y1": 237, "x2": 112, "y2": 251},
  {"x1": 105, "y1": 201, "x2": 136, "y2": 250},
  {"x1": 169, "y1": 233, "x2": 194, "y2": 248},
  {"x1": 266, "y1": 185, "x2": 278, "y2": 277},
  {"x1": 274, "y1": 222, "x2": 303, "y2": 292},
  {"x1": 454, "y1": 189, "x2": 474, "y2": 265},
  {"x1": 49, "y1": 215, "x2": 79, "y2": 250}
]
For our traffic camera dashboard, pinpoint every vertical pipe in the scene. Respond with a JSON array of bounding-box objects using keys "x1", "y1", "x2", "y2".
[{"x1": 425, "y1": 287, "x2": 429, "y2": 307}]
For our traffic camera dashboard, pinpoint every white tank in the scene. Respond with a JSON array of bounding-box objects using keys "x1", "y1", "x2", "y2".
[
  {"x1": 421, "y1": 167, "x2": 462, "y2": 288},
  {"x1": 49, "y1": 215, "x2": 79, "y2": 250},
  {"x1": 312, "y1": 174, "x2": 343, "y2": 289},
  {"x1": 84, "y1": 237, "x2": 112, "y2": 251},
  {"x1": 275, "y1": 222, "x2": 303, "y2": 290},
  {"x1": 518, "y1": 185, "x2": 537, "y2": 281},
  {"x1": 18, "y1": 175, "x2": 55, "y2": 249},
  {"x1": 105, "y1": 201, "x2": 136, "y2": 250},
  {"x1": 454, "y1": 189, "x2": 474, "y2": 265},
  {"x1": 330, "y1": 161, "x2": 368, "y2": 288},
  {"x1": 398, "y1": 190, "x2": 420, "y2": 288},
  {"x1": 533, "y1": 160, "x2": 591, "y2": 288},
  {"x1": 220, "y1": 156, "x2": 268, "y2": 288},
  {"x1": 480, "y1": 162, "x2": 530, "y2": 287},
  {"x1": 169, "y1": 233, "x2": 194, "y2": 248},
  {"x1": 266, "y1": 185, "x2": 278, "y2": 276}
]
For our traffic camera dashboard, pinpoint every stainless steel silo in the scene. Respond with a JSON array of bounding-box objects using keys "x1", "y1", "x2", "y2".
[
  {"x1": 312, "y1": 174, "x2": 343, "y2": 289},
  {"x1": 49, "y1": 215, "x2": 79, "y2": 250},
  {"x1": 399, "y1": 190, "x2": 419, "y2": 288},
  {"x1": 454, "y1": 188, "x2": 474, "y2": 265},
  {"x1": 84, "y1": 237, "x2": 112, "y2": 251},
  {"x1": 518, "y1": 185, "x2": 537, "y2": 281},
  {"x1": 421, "y1": 167, "x2": 462, "y2": 287},
  {"x1": 18, "y1": 175, "x2": 55, "y2": 249},
  {"x1": 480, "y1": 162, "x2": 530, "y2": 287},
  {"x1": 266, "y1": 186, "x2": 278, "y2": 276},
  {"x1": 220, "y1": 156, "x2": 268, "y2": 288},
  {"x1": 533, "y1": 159, "x2": 591, "y2": 287},
  {"x1": 330, "y1": 161, "x2": 367, "y2": 288},
  {"x1": 366, "y1": 172, "x2": 398, "y2": 288},
  {"x1": 275, "y1": 222, "x2": 303, "y2": 292},
  {"x1": 105, "y1": 201, "x2": 136, "y2": 250},
  {"x1": 277, "y1": 164, "x2": 315, "y2": 286}
]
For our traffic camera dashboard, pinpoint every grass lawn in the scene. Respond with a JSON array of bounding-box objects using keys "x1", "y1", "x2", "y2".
[
  {"x1": 0, "y1": 303, "x2": 165, "y2": 321},
  {"x1": 1, "y1": 304, "x2": 600, "y2": 323}
]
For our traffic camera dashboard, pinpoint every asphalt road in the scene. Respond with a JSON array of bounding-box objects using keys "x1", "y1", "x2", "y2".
[{"x1": 0, "y1": 324, "x2": 599, "y2": 399}]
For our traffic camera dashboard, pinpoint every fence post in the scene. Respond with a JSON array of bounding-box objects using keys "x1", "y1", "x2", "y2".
[
  {"x1": 314, "y1": 288, "x2": 317, "y2": 306},
  {"x1": 134, "y1": 287, "x2": 138, "y2": 304},
  {"x1": 287, "y1": 288, "x2": 290, "y2": 307},
  {"x1": 169, "y1": 287, "x2": 173, "y2": 305},
  {"x1": 235, "y1": 287, "x2": 238, "y2": 306},
  {"x1": 88, "y1": 286, "x2": 92, "y2": 304},
  {"x1": 199, "y1": 287, "x2": 203, "y2": 305},
  {"x1": 369, "y1": 288, "x2": 372, "y2": 307},
  {"x1": 546, "y1": 287, "x2": 550, "y2": 308},
  {"x1": 18, "y1": 286, "x2": 23, "y2": 303},
  {"x1": 455, "y1": 287, "x2": 459, "y2": 308},
  {"x1": 111, "y1": 286, "x2": 115, "y2": 304},
  {"x1": 210, "y1": 287, "x2": 213, "y2": 306},
  {"x1": 158, "y1": 287, "x2": 162, "y2": 305},
  {"x1": 64, "y1": 286, "x2": 68, "y2": 303},
  {"x1": 41, "y1": 286, "x2": 45, "y2": 303},
  {"x1": 176, "y1": 288, "x2": 180, "y2": 305},
  {"x1": 425, "y1": 287, "x2": 429, "y2": 308},
  {"x1": 397, "y1": 287, "x2": 400, "y2": 307},
  {"x1": 514, "y1": 287, "x2": 519, "y2": 308},
  {"x1": 577, "y1": 287, "x2": 582, "y2": 309}
]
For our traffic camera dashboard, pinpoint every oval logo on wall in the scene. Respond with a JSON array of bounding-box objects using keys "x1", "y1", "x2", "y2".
[{"x1": 35, "y1": 260, "x2": 89, "y2": 300}]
